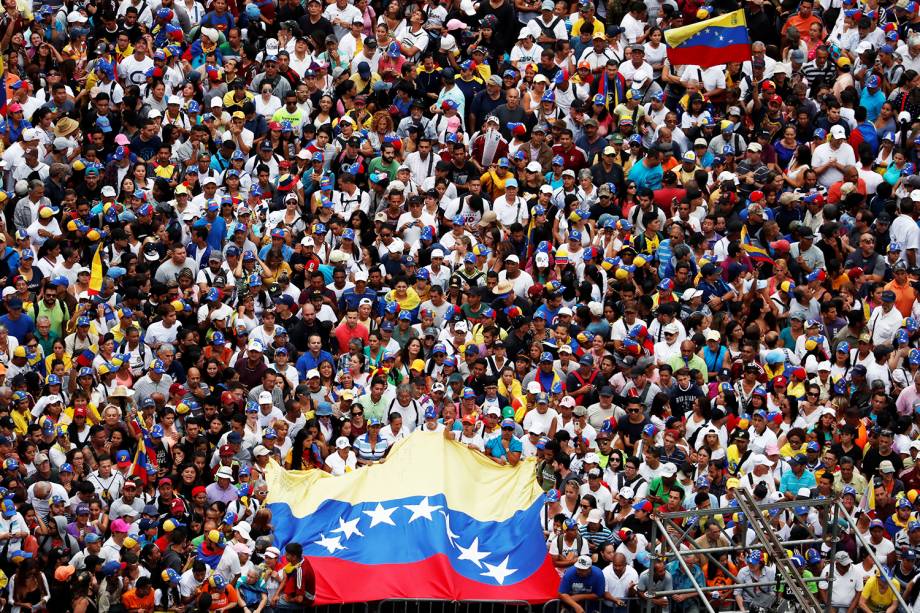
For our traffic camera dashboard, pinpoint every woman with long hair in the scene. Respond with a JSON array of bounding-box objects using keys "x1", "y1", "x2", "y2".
[
  {"x1": 784, "y1": 144, "x2": 813, "y2": 188},
  {"x1": 286, "y1": 420, "x2": 327, "y2": 469},
  {"x1": 560, "y1": 479, "x2": 580, "y2": 518},
  {"x1": 9, "y1": 559, "x2": 49, "y2": 613},
  {"x1": 70, "y1": 571, "x2": 97, "y2": 613}
]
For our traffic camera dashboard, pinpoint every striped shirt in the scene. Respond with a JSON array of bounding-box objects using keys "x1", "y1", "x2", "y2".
[{"x1": 579, "y1": 525, "x2": 613, "y2": 549}]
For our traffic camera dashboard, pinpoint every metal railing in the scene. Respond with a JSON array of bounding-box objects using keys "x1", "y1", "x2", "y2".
[{"x1": 646, "y1": 494, "x2": 840, "y2": 613}]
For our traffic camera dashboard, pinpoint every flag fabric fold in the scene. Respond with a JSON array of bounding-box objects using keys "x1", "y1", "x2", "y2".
[
  {"x1": 664, "y1": 10, "x2": 752, "y2": 67},
  {"x1": 88, "y1": 243, "x2": 104, "y2": 295},
  {"x1": 263, "y1": 432, "x2": 559, "y2": 604}
]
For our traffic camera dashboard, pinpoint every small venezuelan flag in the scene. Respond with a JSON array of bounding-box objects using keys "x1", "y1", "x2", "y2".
[
  {"x1": 664, "y1": 10, "x2": 752, "y2": 68},
  {"x1": 740, "y1": 225, "x2": 774, "y2": 266}
]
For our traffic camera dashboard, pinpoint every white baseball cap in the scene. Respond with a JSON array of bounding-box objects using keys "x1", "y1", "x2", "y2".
[
  {"x1": 258, "y1": 391, "x2": 273, "y2": 404},
  {"x1": 830, "y1": 125, "x2": 846, "y2": 140}
]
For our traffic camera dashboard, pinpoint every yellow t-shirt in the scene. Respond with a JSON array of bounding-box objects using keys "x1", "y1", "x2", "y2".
[
  {"x1": 862, "y1": 575, "x2": 899, "y2": 610},
  {"x1": 11, "y1": 410, "x2": 30, "y2": 436},
  {"x1": 570, "y1": 18, "x2": 605, "y2": 37},
  {"x1": 779, "y1": 442, "x2": 807, "y2": 459}
]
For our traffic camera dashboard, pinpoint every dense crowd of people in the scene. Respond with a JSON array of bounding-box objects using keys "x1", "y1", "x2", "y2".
[{"x1": 4, "y1": 0, "x2": 920, "y2": 609}]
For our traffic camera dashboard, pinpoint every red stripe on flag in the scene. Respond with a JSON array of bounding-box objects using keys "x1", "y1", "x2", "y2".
[
  {"x1": 666, "y1": 43, "x2": 752, "y2": 68},
  {"x1": 307, "y1": 554, "x2": 560, "y2": 605}
]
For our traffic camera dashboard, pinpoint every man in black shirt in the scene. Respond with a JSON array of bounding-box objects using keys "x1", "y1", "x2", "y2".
[
  {"x1": 297, "y1": 0, "x2": 334, "y2": 53},
  {"x1": 446, "y1": 143, "x2": 479, "y2": 196},
  {"x1": 862, "y1": 429, "x2": 903, "y2": 478}
]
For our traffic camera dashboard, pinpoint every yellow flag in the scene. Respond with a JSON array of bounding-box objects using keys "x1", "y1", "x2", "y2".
[{"x1": 88, "y1": 244, "x2": 103, "y2": 295}]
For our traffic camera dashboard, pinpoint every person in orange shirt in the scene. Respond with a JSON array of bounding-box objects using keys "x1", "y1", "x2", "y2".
[
  {"x1": 202, "y1": 574, "x2": 243, "y2": 612},
  {"x1": 122, "y1": 576, "x2": 156, "y2": 613},
  {"x1": 884, "y1": 261, "x2": 914, "y2": 317},
  {"x1": 781, "y1": 0, "x2": 823, "y2": 36}
]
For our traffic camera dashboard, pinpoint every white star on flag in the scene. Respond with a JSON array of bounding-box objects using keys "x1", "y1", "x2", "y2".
[
  {"x1": 456, "y1": 537, "x2": 490, "y2": 568},
  {"x1": 404, "y1": 496, "x2": 443, "y2": 523},
  {"x1": 331, "y1": 517, "x2": 364, "y2": 540},
  {"x1": 314, "y1": 534, "x2": 346, "y2": 553},
  {"x1": 481, "y1": 556, "x2": 517, "y2": 585},
  {"x1": 363, "y1": 503, "x2": 398, "y2": 527}
]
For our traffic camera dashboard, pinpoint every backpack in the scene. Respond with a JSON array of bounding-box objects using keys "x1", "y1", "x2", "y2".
[
  {"x1": 536, "y1": 16, "x2": 562, "y2": 39},
  {"x1": 556, "y1": 532, "x2": 583, "y2": 557}
]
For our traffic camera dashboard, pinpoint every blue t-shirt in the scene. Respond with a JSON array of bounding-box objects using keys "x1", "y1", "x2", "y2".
[
  {"x1": 0, "y1": 313, "x2": 35, "y2": 343},
  {"x1": 485, "y1": 435, "x2": 523, "y2": 459},
  {"x1": 627, "y1": 160, "x2": 663, "y2": 191},
  {"x1": 559, "y1": 565, "x2": 605, "y2": 597},
  {"x1": 779, "y1": 467, "x2": 816, "y2": 494},
  {"x1": 859, "y1": 88, "x2": 886, "y2": 121}
]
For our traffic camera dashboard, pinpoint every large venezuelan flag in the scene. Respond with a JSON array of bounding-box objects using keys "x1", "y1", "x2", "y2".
[
  {"x1": 664, "y1": 10, "x2": 752, "y2": 67},
  {"x1": 263, "y1": 432, "x2": 559, "y2": 604}
]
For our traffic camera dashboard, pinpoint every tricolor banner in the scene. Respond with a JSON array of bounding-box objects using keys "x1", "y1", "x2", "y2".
[
  {"x1": 664, "y1": 10, "x2": 753, "y2": 67},
  {"x1": 263, "y1": 432, "x2": 559, "y2": 604}
]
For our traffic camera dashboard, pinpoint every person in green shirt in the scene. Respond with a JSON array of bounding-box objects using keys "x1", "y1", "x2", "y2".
[
  {"x1": 357, "y1": 377, "x2": 392, "y2": 422},
  {"x1": 666, "y1": 339, "x2": 709, "y2": 383},
  {"x1": 367, "y1": 142, "x2": 400, "y2": 181},
  {"x1": 33, "y1": 285, "x2": 69, "y2": 339},
  {"x1": 34, "y1": 316, "x2": 60, "y2": 356},
  {"x1": 461, "y1": 286, "x2": 488, "y2": 321},
  {"x1": 647, "y1": 463, "x2": 684, "y2": 512},
  {"x1": 270, "y1": 92, "x2": 305, "y2": 132}
]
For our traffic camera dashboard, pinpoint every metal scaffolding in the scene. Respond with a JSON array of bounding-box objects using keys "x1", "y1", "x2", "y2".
[{"x1": 640, "y1": 494, "x2": 896, "y2": 613}]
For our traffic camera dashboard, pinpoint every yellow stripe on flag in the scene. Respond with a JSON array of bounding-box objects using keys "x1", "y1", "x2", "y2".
[
  {"x1": 88, "y1": 244, "x2": 103, "y2": 295},
  {"x1": 664, "y1": 9, "x2": 747, "y2": 48}
]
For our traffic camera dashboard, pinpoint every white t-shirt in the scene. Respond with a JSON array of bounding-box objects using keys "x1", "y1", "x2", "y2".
[
  {"x1": 215, "y1": 544, "x2": 242, "y2": 582},
  {"x1": 620, "y1": 13, "x2": 645, "y2": 44},
  {"x1": 451, "y1": 430, "x2": 485, "y2": 451},
  {"x1": 119, "y1": 55, "x2": 155, "y2": 87},
  {"x1": 603, "y1": 564, "x2": 639, "y2": 600},
  {"x1": 325, "y1": 450, "x2": 357, "y2": 475},
  {"x1": 580, "y1": 482, "x2": 614, "y2": 512},
  {"x1": 615, "y1": 533, "x2": 650, "y2": 566},
  {"x1": 866, "y1": 536, "x2": 895, "y2": 562},
  {"x1": 523, "y1": 408, "x2": 559, "y2": 435},
  {"x1": 548, "y1": 534, "x2": 590, "y2": 558},
  {"x1": 890, "y1": 214, "x2": 920, "y2": 262},
  {"x1": 820, "y1": 565, "x2": 863, "y2": 608},
  {"x1": 811, "y1": 141, "x2": 856, "y2": 187}
]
